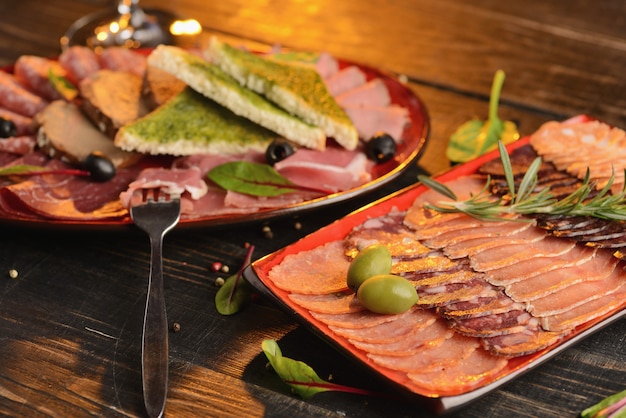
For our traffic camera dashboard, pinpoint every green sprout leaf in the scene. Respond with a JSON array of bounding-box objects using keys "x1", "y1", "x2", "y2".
[
  {"x1": 207, "y1": 161, "x2": 329, "y2": 197},
  {"x1": 0, "y1": 164, "x2": 89, "y2": 177},
  {"x1": 262, "y1": 339, "x2": 381, "y2": 400},
  {"x1": 446, "y1": 70, "x2": 519, "y2": 163},
  {"x1": 581, "y1": 388, "x2": 626, "y2": 418},
  {"x1": 215, "y1": 245, "x2": 255, "y2": 315},
  {"x1": 48, "y1": 69, "x2": 78, "y2": 101}
]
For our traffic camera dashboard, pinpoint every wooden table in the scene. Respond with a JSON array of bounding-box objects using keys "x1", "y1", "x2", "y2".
[{"x1": 0, "y1": 1, "x2": 624, "y2": 416}]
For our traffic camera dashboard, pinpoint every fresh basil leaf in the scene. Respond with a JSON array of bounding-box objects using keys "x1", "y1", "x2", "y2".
[{"x1": 207, "y1": 161, "x2": 303, "y2": 196}]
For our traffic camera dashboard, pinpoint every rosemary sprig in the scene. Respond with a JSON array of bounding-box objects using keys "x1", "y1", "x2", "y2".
[{"x1": 418, "y1": 141, "x2": 626, "y2": 221}]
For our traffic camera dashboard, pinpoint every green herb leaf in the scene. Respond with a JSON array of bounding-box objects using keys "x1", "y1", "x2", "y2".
[
  {"x1": 0, "y1": 164, "x2": 89, "y2": 177},
  {"x1": 581, "y1": 388, "x2": 626, "y2": 418},
  {"x1": 48, "y1": 69, "x2": 78, "y2": 101},
  {"x1": 446, "y1": 70, "x2": 520, "y2": 163},
  {"x1": 215, "y1": 245, "x2": 255, "y2": 315},
  {"x1": 207, "y1": 161, "x2": 328, "y2": 197},
  {"x1": 262, "y1": 339, "x2": 380, "y2": 400}
]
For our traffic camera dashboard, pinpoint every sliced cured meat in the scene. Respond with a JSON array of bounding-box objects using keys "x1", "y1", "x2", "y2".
[
  {"x1": 343, "y1": 104, "x2": 409, "y2": 142},
  {"x1": 312, "y1": 308, "x2": 410, "y2": 329},
  {"x1": 503, "y1": 253, "x2": 618, "y2": 302},
  {"x1": 58, "y1": 45, "x2": 101, "y2": 85},
  {"x1": 344, "y1": 210, "x2": 435, "y2": 259},
  {"x1": 367, "y1": 333, "x2": 479, "y2": 373},
  {"x1": 407, "y1": 348, "x2": 508, "y2": 395},
  {"x1": 223, "y1": 189, "x2": 321, "y2": 209},
  {"x1": 315, "y1": 52, "x2": 339, "y2": 79},
  {"x1": 0, "y1": 159, "x2": 140, "y2": 220},
  {"x1": 540, "y1": 282, "x2": 626, "y2": 332},
  {"x1": 97, "y1": 47, "x2": 147, "y2": 77},
  {"x1": 119, "y1": 166, "x2": 209, "y2": 209},
  {"x1": 414, "y1": 277, "x2": 499, "y2": 308},
  {"x1": 422, "y1": 219, "x2": 531, "y2": 250},
  {"x1": 274, "y1": 148, "x2": 373, "y2": 193},
  {"x1": 0, "y1": 135, "x2": 36, "y2": 155},
  {"x1": 0, "y1": 108, "x2": 35, "y2": 136},
  {"x1": 328, "y1": 307, "x2": 437, "y2": 343},
  {"x1": 336, "y1": 79, "x2": 391, "y2": 107},
  {"x1": 350, "y1": 319, "x2": 454, "y2": 356},
  {"x1": 482, "y1": 322, "x2": 566, "y2": 357},
  {"x1": 437, "y1": 294, "x2": 524, "y2": 319},
  {"x1": 442, "y1": 222, "x2": 543, "y2": 259},
  {"x1": 449, "y1": 309, "x2": 532, "y2": 338},
  {"x1": 392, "y1": 253, "x2": 460, "y2": 276},
  {"x1": 410, "y1": 269, "x2": 480, "y2": 288},
  {"x1": 13, "y1": 55, "x2": 65, "y2": 101},
  {"x1": 287, "y1": 291, "x2": 363, "y2": 314},
  {"x1": 267, "y1": 240, "x2": 350, "y2": 294},
  {"x1": 525, "y1": 267, "x2": 626, "y2": 317},
  {"x1": 469, "y1": 236, "x2": 576, "y2": 271},
  {"x1": 324, "y1": 65, "x2": 367, "y2": 96},
  {"x1": 0, "y1": 71, "x2": 49, "y2": 117},
  {"x1": 483, "y1": 245, "x2": 597, "y2": 286}
]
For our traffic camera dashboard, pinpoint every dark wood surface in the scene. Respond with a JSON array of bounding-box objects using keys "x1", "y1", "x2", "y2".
[{"x1": 0, "y1": 1, "x2": 625, "y2": 417}]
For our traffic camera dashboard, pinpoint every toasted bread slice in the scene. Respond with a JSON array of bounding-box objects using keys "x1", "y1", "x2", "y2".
[
  {"x1": 146, "y1": 45, "x2": 326, "y2": 150},
  {"x1": 36, "y1": 100, "x2": 140, "y2": 168},
  {"x1": 115, "y1": 87, "x2": 280, "y2": 156},
  {"x1": 207, "y1": 37, "x2": 358, "y2": 150},
  {"x1": 79, "y1": 69, "x2": 150, "y2": 138}
]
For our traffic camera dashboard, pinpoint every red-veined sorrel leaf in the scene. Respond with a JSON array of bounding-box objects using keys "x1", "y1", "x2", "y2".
[
  {"x1": 0, "y1": 164, "x2": 89, "y2": 177},
  {"x1": 262, "y1": 339, "x2": 382, "y2": 400},
  {"x1": 215, "y1": 245, "x2": 255, "y2": 315}
]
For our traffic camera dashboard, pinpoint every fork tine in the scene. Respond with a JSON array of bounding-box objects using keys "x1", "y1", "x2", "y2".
[{"x1": 130, "y1": 187, "x2": 181, "y2": 418}]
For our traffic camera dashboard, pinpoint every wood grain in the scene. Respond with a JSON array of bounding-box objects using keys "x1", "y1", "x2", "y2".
[{"x1": 0, "y1": 1, "x2": 624, "y2": 417}]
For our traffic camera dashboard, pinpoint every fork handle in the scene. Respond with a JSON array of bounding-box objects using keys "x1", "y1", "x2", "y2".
[{"x1": 142, "y1": 235, "x2": 169, "y2": 418}]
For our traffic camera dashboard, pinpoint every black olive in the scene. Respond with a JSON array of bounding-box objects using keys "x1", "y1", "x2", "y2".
[
  {"x1": 0, "y1": 117, "x2": 17, "y2": 139},
  {"x1": 365, "y1": 133, "x2": 397, "y2": 163},
  {"x1": 266, "y1": 139, "x2": 295, "y2": 165},
  {"x1": 83, "y1": 151, "x2": 116, "y2": 182}
]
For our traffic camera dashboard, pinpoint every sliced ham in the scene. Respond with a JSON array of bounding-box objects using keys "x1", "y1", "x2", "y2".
[
  {"x1": 343, "y1": 104, "x2": 409, "y2": 142},
  {"x1": 481, "y1": 322, "x2": 566, "y2": 357},
  {"x1": 274, "y1": 148, "x2": 373, "y2": 193},
  {"x1": 315, "y1": 52, "x2": 339, "y2": 79},
  {"x1": 119, "y1": 166, "x2": 209, "y2": 209},
  {"x1": 324, "y1": 65, "x2": 367, "y2": 96},
  {"x1": 336, "y1": 79, "x2": 391, "y2": 107}
]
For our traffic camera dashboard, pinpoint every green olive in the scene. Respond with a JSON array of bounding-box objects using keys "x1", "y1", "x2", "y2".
[
  {"x1": 356, "y1": 274, "x2": 418, "y2": 314},
  {"x1": 347, "y1": 244, "x2": 392, "y2": 291}
]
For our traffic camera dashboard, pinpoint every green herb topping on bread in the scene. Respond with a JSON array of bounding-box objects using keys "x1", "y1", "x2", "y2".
[
  {"x1": 146, "y1": 45, "x2": 327, "y2": 151},
  {"x1": 207, "y1": 37, "x2": 358, "y2": 151}
]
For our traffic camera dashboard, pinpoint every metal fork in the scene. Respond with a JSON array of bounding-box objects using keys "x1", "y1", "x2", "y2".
[{"x1": 130, "y1": 189, "x2": 181, "y2": 418}]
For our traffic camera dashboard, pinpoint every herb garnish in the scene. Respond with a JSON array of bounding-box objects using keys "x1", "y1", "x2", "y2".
[
  {"x1": 48, "y1": 69, "x2": 79, "y2": 101},
  {"x1": 215, "y1": 244, "x2": 255, "y2": 315},
  {"x1": 581, "y1": 388, "x2": 626, "y2": 418},
  {"x1": 0, "y1": 164, "x2": 89, "y2": 178},
  {"x1": 207, "y1": 161, "x2": 330, "y2": 197},
  {"x1": 419, "y1": 141, "x2": 626, "y2": 221},
  {"x1": 446, "y1": 70, "x2": 519, "y2": 163},
  {"x1": 262, "y1": 339, "x2": 391, "y2": 399}
]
